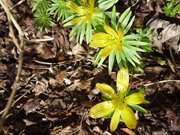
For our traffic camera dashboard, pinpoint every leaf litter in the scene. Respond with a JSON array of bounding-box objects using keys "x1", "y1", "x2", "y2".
[{"x1": 0, "y1": 0, "x2": 180, "y2": 135}]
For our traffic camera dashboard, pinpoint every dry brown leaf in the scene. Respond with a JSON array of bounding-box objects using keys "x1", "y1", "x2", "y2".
[
  {"x1": 32, "y1": 79, "x2": 48, "y2": 96},
  {"x1": 78, "y1": 128, "x2": 89, "y2": 135},
  {"x1": 72, "y1": 43, "x2": 87, "y2": 59},
  {"x1": 49, "y1": 78, "x2": 59, "y2": 87},
  {"x1": 23, "y1": 119, "x2": 36, "y2": 126},
  {"x1": 23, "y1": 99, "x2": 40, "y2": 114},
  {"x1": 36, "y1": 43, "x2": 56, "y2": 59},
  {"x1": 74, "y1": 79, "x2": 91, "y2": 91},
  {"x1": 51, "y1": 126, "x2": 79, "y2": 135},
  {"x1": 149, "y1": 19, "x2": 180, "y2": 53},
  {"x1": 55, "y1": 71, "x2": 67, "y2": 84},
  {"x1": 121, "y1": 128, "x2": 136, "y2": 135}
]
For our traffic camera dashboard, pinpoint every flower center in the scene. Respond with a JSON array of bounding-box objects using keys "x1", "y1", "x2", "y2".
[
  {"x1": 112, "y1": 95, "x2": 126, "y2": 109},
  {"x1": 81, "y1": 5, "x2": 95, "y2": 21},
  {"x1": 112, "y1": 30, "x2": 124, "y2": 50}
]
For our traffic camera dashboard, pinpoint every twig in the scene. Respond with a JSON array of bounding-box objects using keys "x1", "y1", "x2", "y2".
[
  {"x1": 166, "y1": 58, "x2": 175, "y2": 73},
  {"x1": 144, "y1": 80, "x2": 180, "y2": 87},
  {"x1": 9, "y1": 21, "x2": 21, "y2": 51},
  {"x1": 25, "y1": 37, "x2": 54, "y2": 43},
  {"x1": 0, "y1": 0, "x2": 24, "y2": 128},
  {"x1": 0, "y1": 0, "x2": 25, "y2": 16}
]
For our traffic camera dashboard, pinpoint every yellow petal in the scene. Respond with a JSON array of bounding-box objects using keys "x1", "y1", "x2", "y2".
[
  {"x1": 89, "y1": 0, "x2": 95, "y2": 10},
  {"x1": 90, "y1": 101, "x2": 114, "y2": 118},
  {"x1": 96, "y1": 83, "x2": 115, "y2": 98},
  {"x1": 100, "y1": 46, "x2": 113, "y2": 58},
  {"x1": 116, "y1": 68, "x2": 129, "y2": 92},
  {"x1": 125, "y1": 92, "x2": 145, "y2": 105},
  {"x1": 117, "y1": 30, "x2": 124, "y2": 40},
  {"x1": 67, "y1": 16, "x2": 85, "y2": 25},
  {"x1": 90, "y1": 33, "x2": 112, "y2": 48},
  {"x1": 104, "y1": 25, "x2": 119, "y2": 39},
  {"x1": 110, "y1": 109, "x2": 121, "y2": 132},
  {"x1": 66, "y1": 1, "x2": 82, "y2": 13},
  {"x1": 120, "y1": 106, "x2": 137, "y2": 129}
]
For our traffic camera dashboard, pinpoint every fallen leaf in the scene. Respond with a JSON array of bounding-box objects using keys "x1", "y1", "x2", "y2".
[
  {"x1": 23, "y1": 99, "x2": 40, "y2": 114},
  {"x1": 78, "y1": 128, "x2": 89, "y2": 135},
  {"x1": 74, "y1": 79, "x2": 91, "y2": 91},
  {"x1": 121, "y1": 128, "x2": 136, "y2": 135},
  {"x1": 72, "y1": 44, "x2": 87, "y2": 59},
  {"x1": 148, "y1": 19, "x2": 180, "y2": 53},
  {"x1": 32, "y1": 79, "x2": 48, "y2": 96},
  {"x1": 55, "y1": 71, "x2": 67, "y2": 84}
]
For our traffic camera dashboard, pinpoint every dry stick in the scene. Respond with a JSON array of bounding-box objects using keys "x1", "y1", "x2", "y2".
[
  {"x1": 144, "y1": 80, "x2": 180, "y2": 87},
  {"x1": 0, "y1": 0, "x2": 25, "y2": 16},
  {"x1": 0, "y1": 0, "x2": 24, "y2": 127}
]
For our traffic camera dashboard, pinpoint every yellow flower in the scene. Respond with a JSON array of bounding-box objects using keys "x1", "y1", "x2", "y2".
[
  {"x1": 65, "y1": 0, "x2": 96, "y2": 24},
  {"x1": 90, "y1": 68, "x2": 147, "y2": 132},
  {"x1": 90, "y1": 7, "x2": 151, "y2": 74},
  {"x1": 64, "y1": 0, "x2": 105, "y2": 43},
  {"x1": 90, "y1": 24, "x2": 123, "y2": 58}
]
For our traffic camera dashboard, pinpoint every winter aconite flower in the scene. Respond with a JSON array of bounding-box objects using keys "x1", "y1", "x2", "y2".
[
  {"x1": 63, "y1": 0, "x2": 117, "y2": 44},
  {"x1": 90, "y1": 68, "x2": 147, "y2": 132},
  {"x1": 90, "y1": 7, "x2": 151, "y2": 74}
]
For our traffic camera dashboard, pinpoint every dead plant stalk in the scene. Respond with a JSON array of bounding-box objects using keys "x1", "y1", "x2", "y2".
[{"x1": 0, "y1": 0, "x2": 24, "y2": 128}]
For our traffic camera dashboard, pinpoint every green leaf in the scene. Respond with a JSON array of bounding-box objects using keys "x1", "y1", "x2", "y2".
[
  {"x1": 119, "y1": 49, "x2": 126, "y2": 65},
  {"x1": 121, "y1": 9, "x2": 132, "y2": 30},
  {"x1": 124, "y1": 15, "x2": 135, "y2": 33},
  {"x1": 48, "y1": 0, "x2": 72, "y2": 21},
  {"x1": 98, "y1": 0, "x2": 118, "y2": 10},
  {"x1": 95, "y1": 50, "x2": 103, "y2": 64},
  {"x1": 79, "y1": 23, "x2": 86, "y2": 44},
  {"x1": 118, "y1": 8, "x2": 131, "y2": 27},
  {"x1": 125, "y1": 45, "x2": 145, "y2": 52},
  {"x1": 123, "y1": 49, "x2": 136, "y2": 66},
  {"x1": 108, "y1": 50, "x2": 115, "y2": 74},
  {"x1": 32, "y1": 0, "x2": 52, "y2": 30},
  {"x1": 34, "y1": 11, "x2": 53, "y2": 30},
  {"x1": 111, "y1": 6, "x2": 117, "y2": 29},
  {"x1": 90, "y1": 101, "x2": 114, "y2": 118},
  {"x1": 124, "y1": 34, "x2": 140, "y2": 40},
  {"x1": 123, "y1": 47, "x2": 141, "y2": 65},
  {"x1": 163, "y1": 0, "x2": 180, "y2": 17},
  {"x1": 125, "y1": 40, "x2": 150, "y2": 46},
  {"x1": 115, "y1": 50, "x2": 121, "y2": 65},
  {"x1": 63, "y1": 15, "x2": 76, "y2": 26},
  {"x1": 128, "y1": 104, "x2": 148, "y2": 113},
  {"x1": 97, "y1": 57, "x2": 106, "y2": 67},
  {"x1": 86, "y1": 23, "x2": 92, "y2": 44}
]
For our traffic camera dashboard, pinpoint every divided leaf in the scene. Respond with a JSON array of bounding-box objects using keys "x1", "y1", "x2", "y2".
[{"x1": 98, "y1": 0, "x2": 118, "y2": 10}]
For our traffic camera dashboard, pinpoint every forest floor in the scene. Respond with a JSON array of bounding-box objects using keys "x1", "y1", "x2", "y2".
[{"x1": 0, "y1": 0, "x2": 180, "y2": 135}]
